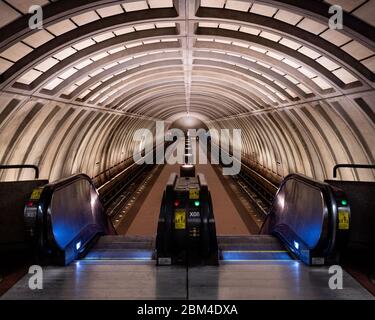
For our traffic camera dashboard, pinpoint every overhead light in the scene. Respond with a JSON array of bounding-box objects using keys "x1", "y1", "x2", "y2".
[{"x1": 182, "y1": 164, "x2": 194, "y2": 168}]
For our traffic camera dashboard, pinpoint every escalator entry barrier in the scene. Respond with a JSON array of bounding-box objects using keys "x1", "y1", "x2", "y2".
[
  {"x1": 325, "y1": 163, "x2": 375, "y2": 271},
  {"x1": 156, "y1": 168, "x2": 219, "y2": 266},
  {"x1": 0, "y1": 165, "x2": 48, "y2": 256}
]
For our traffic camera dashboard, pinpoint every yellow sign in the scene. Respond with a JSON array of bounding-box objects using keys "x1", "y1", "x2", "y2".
[
  {"x1": 189, "y1": 188, "x2": 199, "y2": 200},
  {"x1": 174, "y1": 209, "x2": 186, "y2": 229},
  {"x1": 30, "y1": 188, "x2": 43, "y2": 200},
  {"x1": 338, "y1": 210, "x2": 349, "y2": 230}
]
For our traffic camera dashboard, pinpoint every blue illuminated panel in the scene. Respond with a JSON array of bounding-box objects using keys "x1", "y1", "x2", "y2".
[
  {"x1": 84, "y1": 249, "x2": 153, "y2": 261},
  {"x1": 222, "y1": 250, "x2": 292, "y2": 261}
]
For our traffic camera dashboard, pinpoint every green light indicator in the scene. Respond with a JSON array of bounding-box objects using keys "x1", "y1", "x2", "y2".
[
  {"x1": 194, "y1": 200, "x2": 200, "y2": 207},
  {"x1": 341, "y1": 199, "x2": 347, "y2": 206}
]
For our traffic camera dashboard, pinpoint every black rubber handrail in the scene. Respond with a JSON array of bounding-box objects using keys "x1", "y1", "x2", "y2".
[
  {"x1": 43, "y1": 173, "x2": 92, "y2": 190},
  {"x1": 283, "y1": 173, "x2": 333, "y2": 190},
  {"x1": 333, "y1": 164, "x2": 375, "y2": 178},
  {"x1": 0, "y1": 164, "x2": 39, "y2": 179}
]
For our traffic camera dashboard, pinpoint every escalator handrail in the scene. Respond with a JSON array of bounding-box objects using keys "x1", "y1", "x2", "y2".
[
  {"x1": 43, "y1": 173, "x2": 93, "y2": 191},
  {"x1": 280, "y1": 173, "x2": 333, "y2": 191}
]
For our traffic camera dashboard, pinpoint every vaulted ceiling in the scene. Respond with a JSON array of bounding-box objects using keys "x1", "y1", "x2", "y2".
[
  {"x1": 0, "y1": 0, "x2": 374, "y2": 182},
  {"x1": 0, "y1": 0, "x2": 374, "y2": 121}
]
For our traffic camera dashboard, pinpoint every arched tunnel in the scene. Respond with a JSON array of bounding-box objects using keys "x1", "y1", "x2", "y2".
[{"x1": 0, "y1": 0, "x2": 374, "y2": 301}]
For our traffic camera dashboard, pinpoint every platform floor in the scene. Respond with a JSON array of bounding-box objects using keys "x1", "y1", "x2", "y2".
[{"x1": 2, "y1": 259, "x2": 373, "y2": 300}]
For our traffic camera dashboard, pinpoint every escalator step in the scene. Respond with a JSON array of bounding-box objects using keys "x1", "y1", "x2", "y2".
[
  {"x1": 81, "y1": 235, "x2": 155, "y2": 261},
  {"x1": 83, "y1": 249, "x2": 153, "y2": 261},
  {"x1": 221, "y1": 250, "x2": 292, "y2": 261}
]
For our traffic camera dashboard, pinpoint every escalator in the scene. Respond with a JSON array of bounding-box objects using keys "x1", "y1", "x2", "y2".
[
  {"x1": 219, "y1": 173, "x2": 349, "y2": 266},
  {"x1": 1, "y1": 161, "x2": 373, "y2": 299}
]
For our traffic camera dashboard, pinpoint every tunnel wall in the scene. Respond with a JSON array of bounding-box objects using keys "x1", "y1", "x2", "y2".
[
  {"x1": 208, "y1": 92, "x2": 375, "y2": 182},
  {"x1": 0, "y1": 92, "x2": 154, "y2": 183},
  {"x1": 1, "y1": 89, "x2": 373, "y2": 184}
]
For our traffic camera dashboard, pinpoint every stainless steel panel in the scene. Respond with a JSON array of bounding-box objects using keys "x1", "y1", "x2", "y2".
[
  {"x1": 1, "y1": 261, "x2": 186, "y2": 300},
  {"x1": 188, "y1": 262, "x2": 374, "y2": 300}
]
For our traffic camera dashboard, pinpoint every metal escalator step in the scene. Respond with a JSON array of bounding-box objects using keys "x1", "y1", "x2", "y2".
[
  {"x1": 221, "y1": 250, "x2": 292, "y2": 261},
  {"x1": 96, "y1": 235, "x2": 155, "y2": 243},
  {"x1": 218, "y1": 235, "x2": 292, "y2": 261},
  {"x1": 83, "y1": 236, "x2": 290, "y2": 262},
  {"x1": 218, "y1": 235, "x2": 286, "y2": 251},
  {"x1": 81, "y1": 235, "x2": 155, "y2": 261},
  {"x1": 83, "y1": 249, "x2": 153, "y2": 261}
]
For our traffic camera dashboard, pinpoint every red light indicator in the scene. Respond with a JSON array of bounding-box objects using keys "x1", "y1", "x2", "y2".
[
  {"x1": 26, "y1": 201, "x2": 34, "y2": 207},
  {"x1": 174, "y1": 200, "x2": 180, "y2": 207}
]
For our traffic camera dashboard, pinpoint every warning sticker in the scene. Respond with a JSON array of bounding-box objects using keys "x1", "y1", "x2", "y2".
[
  {"x1": 189, "y1": 188, "x2": 199, "y2": 200},
  {"x1": 338, "y1": 210, "x2": 349, "y2": 230},
  {"x1": 30, "y1": 188, "x2": 43, "y2": 200},
  {"x1": 174, "y1": 209, "x2": 186, "y2": 229}
]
